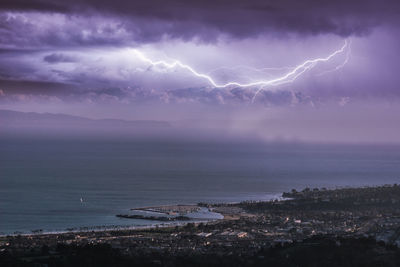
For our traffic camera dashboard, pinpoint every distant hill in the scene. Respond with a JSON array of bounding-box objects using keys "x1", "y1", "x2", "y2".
[{"x1": 0, "y1": 109, "x2": 170, "y2": 136}]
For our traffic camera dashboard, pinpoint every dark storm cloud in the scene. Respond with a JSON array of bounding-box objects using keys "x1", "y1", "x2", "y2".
[
  {"x1": 0, "y1": 79, "x2": 75, "y2": 95},
  {"x1": 43, "y1": 53, "x2": 78, "y2": 64},
  {"x1": 0, "y1": 13, "x2": 136, "y2": 49},
  {"x1": 1, "y1": 0, "x2": 400, "y2": 43},
  {"x1": 1, "y1": 0, "x2": 400, "y2": 106},
  {"x1": 0, "y1": 0, "x2": 66, "y2": 12}
]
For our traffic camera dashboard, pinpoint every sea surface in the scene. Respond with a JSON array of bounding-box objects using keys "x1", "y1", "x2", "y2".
[{"x1": 1, "y1": 137, "x2": 400, "y2": 234}]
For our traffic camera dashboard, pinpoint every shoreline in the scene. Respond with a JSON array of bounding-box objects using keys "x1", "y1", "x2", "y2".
[
  {"x1": 3, "y1": 184, "x2": 400, "y2": 266},
  {"x1": 0, "y1": 217, "x2": 220, "y2": 238},
  {"x1": 2, "y1": 185, "x2": 394, "y2": 237},
  {"x1": 0, "y1": 207, "x2": 225, "y2": 238},
  {"x1": 0, "y1": 194, "x2": 284, "y2": 237}
]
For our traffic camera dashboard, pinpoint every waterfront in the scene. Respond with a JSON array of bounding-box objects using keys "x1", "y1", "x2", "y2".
[{"x1": 2, "y1": 185, "x2": 400, "y2": 266}]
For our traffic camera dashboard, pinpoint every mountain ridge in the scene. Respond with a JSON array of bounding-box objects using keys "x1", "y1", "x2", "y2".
[{"x1": 0, "y1": 109, "x2": 170, "y2": 130}]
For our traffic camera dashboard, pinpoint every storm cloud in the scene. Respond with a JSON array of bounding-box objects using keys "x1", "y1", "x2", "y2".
[
  {"x1": 1, "y1": 0, "x2": 399, "y2": 45},
  {"x1": 43, "y1": 53, "x2": 78, "y2": 64},
  {"x1": 0, "y1": 0, "x2": 400, "y2": 134}
]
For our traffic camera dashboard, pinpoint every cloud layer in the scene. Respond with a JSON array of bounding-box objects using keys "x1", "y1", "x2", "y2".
[
  {"x1": 1, "y1": 0, "x2": 400, "y2": 46},
  {"x1": 0, "y1": 0, "x2": 400, "y2": 113}
]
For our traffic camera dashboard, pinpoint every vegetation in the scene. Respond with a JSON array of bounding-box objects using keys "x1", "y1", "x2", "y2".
[{"x1": 1, "y1": 236, "x2": 400, "y2": 266}]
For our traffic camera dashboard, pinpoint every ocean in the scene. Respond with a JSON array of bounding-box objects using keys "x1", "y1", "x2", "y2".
[{"x1": 1, "y1": 137, "x2": 399, "y2": 234}]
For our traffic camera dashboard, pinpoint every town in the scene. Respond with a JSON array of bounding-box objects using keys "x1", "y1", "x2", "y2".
[{"x1": 2, "y1": 184, "x2": 400, "y2": 266}]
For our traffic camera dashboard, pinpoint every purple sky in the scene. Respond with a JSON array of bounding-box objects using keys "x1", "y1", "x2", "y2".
[{"x1": 1, "y1": 0, "x2": 400, "y2": 143}]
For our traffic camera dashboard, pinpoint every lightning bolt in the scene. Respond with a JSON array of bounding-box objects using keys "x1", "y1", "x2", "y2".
[
  {"x1": 316, "y1": 40, "x2": 352, "y2": 77},
  {"x1": 132, "y1": 40, "x2": 349, "y2": 90}
]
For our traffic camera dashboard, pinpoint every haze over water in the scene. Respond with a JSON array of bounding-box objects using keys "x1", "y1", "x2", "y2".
[{"x1": 1, "y1": 137, "x2": 399, "y2": 234}]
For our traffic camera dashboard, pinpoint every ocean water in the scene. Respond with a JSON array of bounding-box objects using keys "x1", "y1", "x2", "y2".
[{"x1": 1, "y1": 137, "x2": 400, "y2": 234}]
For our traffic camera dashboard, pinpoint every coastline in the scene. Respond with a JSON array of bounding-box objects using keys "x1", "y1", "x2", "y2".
[
  {"x1": 0, "y1": 206, "x2": 224, "y2": 238},
  {"x1": 2, "y1": 185, "x2": 396, "y2": 238},
  {"x1": 3, "y1": 184, "x2": 400, "y2": 266},
  {"x1": 1, "y1": 194, "x2": 284, "y2": 237},
  {"x1": 0, "y1": 216, "x2": 221, "y2": 238}
]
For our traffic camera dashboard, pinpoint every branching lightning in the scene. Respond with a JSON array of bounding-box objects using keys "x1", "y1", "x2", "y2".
[
  {"x1": 132, "y1": 40, "x2": 349, "y2": 92},
  {"x1": 316, "y1": 40, "x2": 352, "y2": 77}
]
